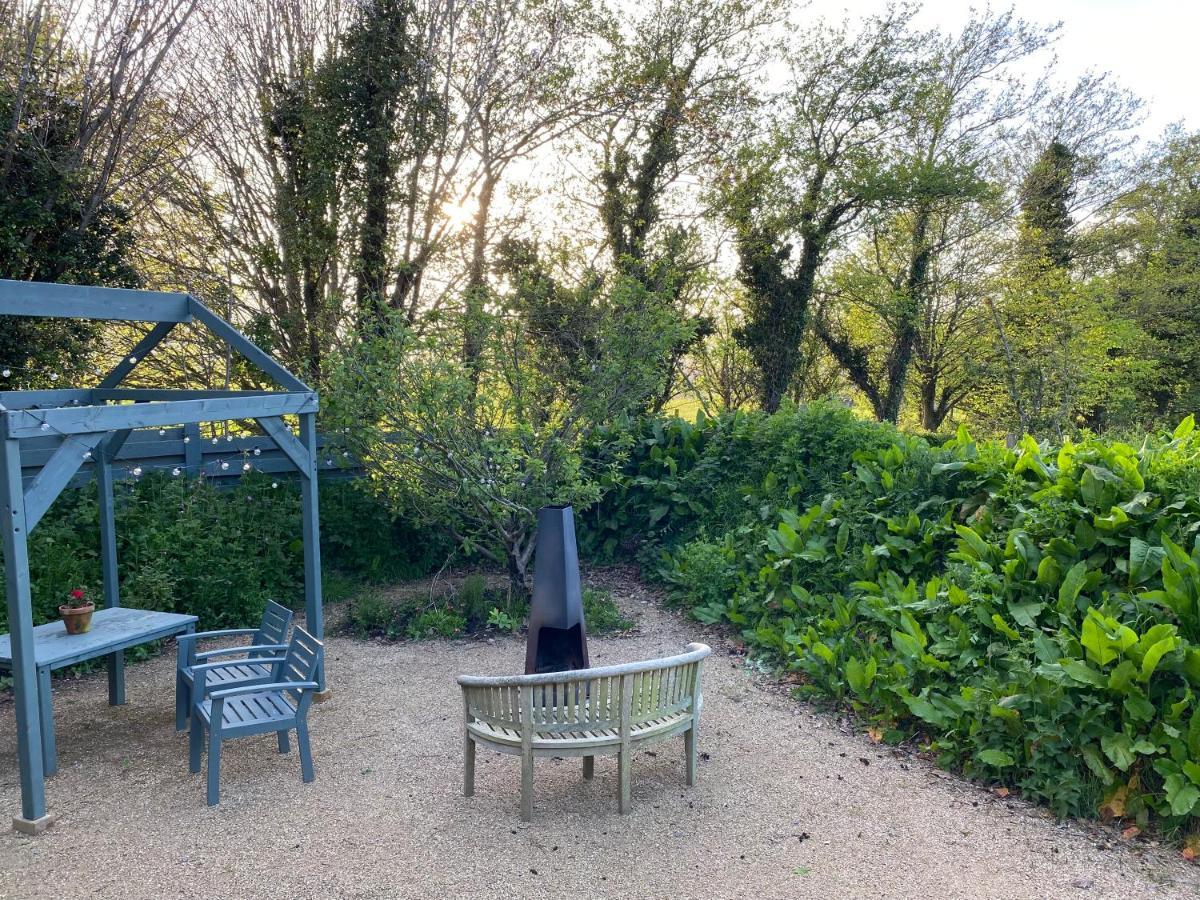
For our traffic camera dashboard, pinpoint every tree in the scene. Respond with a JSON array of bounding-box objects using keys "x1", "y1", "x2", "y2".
[
  {"x1": 326, "y1": 270, "x2": 691, "y2": 598},
  {"x1": 722, "y1": 8, "x2": 917, "y2": 413},
  {"x1": 1103, "y1": 129, "x2": 1200, "y2": 420},
  {"x1": 981, "y1": 137, "x2": 1152, "y2": 436},
  {"x1": 816, "y1": 9, "x2": 1051, "y2": 425},
  {"x1": 0, "y1": 0, "x2": 196, "y2": 385},
  {"x1": 324, "y1": 0, "x2": 437, "y2": 332},
  {"x1": 591, "y1": 0, "x2": 779, "y2": 409}
]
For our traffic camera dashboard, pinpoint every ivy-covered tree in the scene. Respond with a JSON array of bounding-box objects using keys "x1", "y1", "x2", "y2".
[{"x1": 724, "y1": 9, "x2": 917, "y2": 413}]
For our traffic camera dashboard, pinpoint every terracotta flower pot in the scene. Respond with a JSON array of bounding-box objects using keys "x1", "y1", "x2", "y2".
[{"x1": 59, "y1": 602, "x2": 96, "y2": 635}]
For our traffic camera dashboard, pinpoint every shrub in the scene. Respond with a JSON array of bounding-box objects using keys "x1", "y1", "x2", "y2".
[
  {"x1": 649, "y1": 411, "x2": 1200, "y2": 834},
  {"x1": 0, "y1": 472, "x2": 439, "y2": 634},
  {"x1": 579, "y1": 401, "x2": 901, "y2": 560},
  {"x1": 582, "y1": 587, "x2": 634, "y2": 633},
  {"x1": 342, "y1": 579, "x2": 633, "y2": 640}
]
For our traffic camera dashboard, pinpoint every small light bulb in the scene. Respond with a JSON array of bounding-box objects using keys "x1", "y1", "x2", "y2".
[
  {"x1": 128, "y1": 356, "x2": 137, "y2": 364},
  {"x1": 212, "y1": 437, "x2": 219, "y2": 445},
  {"x1": 226, "y1": 435, "x2": 233, "y2": 442},
  {"x1": 325, "y1": 458, "x2": 333, "y2": 466},
  {"x1": 132, "y1": 466, "x2": 142, "y2": 477},
  {"x1": 49, "y1": 372, "x2": 59, "y2": 382},
  {"x1": 183, "y1": 436, "x2": 190, "y2": 444},
  {"x1": 40, "y1": 422, "x2": 50, "y2": 431},
  {"x1": 158, "y1": 428, "x2": 166, "y2": 436},
  {"x1": 82, "y1": 451, "x2": 92, "y2": 461},
  {"x1": 1, "y1": 369, "x2": 10, "y2": 378},
  {"x1": 220, "y1": 461, "x2": 229, "y2": 471},
  {"x1": 171, "y1": 467, "x2": 181, "y2": 476},
  {"x1": 342, "y1": 451, "x2": 350, "y2": 457},
  {"x1": 242, "y1": 462, "x2": 251, "y2": 472},
  {"x1": 253, "y1": 448, "x2": 261, "y2": 456}
]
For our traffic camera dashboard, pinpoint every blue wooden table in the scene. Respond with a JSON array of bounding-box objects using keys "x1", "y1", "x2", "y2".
[{"x1": 0, "y1": 607, "x2": 197, "y2": 776}]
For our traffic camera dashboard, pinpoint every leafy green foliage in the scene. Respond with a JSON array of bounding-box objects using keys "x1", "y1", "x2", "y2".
[
  {"x1": 0, "y1": 475, "x2": 435, "y2": 635},
  {"x1": 343, "y1": 579, "x2": 632, "y2": 641},
  {"x1": 610, "y1": 404, "x2": 1200, "y2": 831}
]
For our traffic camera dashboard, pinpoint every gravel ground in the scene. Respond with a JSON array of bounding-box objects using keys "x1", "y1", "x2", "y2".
[{"x1": 0, "y1": 570, "x2": 1195, "y2": 899}]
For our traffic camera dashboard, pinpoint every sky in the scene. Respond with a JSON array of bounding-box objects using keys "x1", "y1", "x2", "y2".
[{"x1": 810, "y1": 0, "x2": 1197, "y2": 139}]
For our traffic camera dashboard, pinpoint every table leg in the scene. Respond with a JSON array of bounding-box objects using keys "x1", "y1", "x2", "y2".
[
  {"x1": 37, "y1": 667, "x2": 56, "y2": 777},
  {"x1": 107, "y1": 650, "x2": 125, "y2": 706}
]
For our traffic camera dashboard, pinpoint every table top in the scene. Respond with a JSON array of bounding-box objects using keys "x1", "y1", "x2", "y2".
[{"x1": 0, "y1": 607, "x2": 198, "y2": 670}]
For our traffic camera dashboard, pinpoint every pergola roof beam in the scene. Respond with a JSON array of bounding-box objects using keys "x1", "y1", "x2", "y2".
[
  {"x1": 3, "y1": 391, "x2": 317, "y2": 439},
  {"x1": 188, "y1": 298, "x2": 309, "y2": 392},
  {"x1": 0, "y1": 280, "x2": 192, "y2": 323}
]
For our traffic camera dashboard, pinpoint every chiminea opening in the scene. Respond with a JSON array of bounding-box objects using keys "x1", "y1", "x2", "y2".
[
  {"x1": 531, "y1": 624, "x2": 588, "y2": 674},
  {"x1": 525, "y1": 505, "x2": 590, "y2": 675}
]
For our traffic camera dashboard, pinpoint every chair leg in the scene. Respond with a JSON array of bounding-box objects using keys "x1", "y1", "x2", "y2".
[
  {"x1": 463, "y1": 734, "x2": 475, "y2": 797},
  {"x1": 520, "y1": 751, "x2": 534, "y2": 822},
  {"x1": 618, "y1": 748, "x2": 631, "y2": 814},
  {"x1": 188, "y1": 713, "x2": 203, "y2": 774},
  {"x1": 278, "y1": 730, "x2": 291, "y2": 754},
  {"x1": 206, "y1": 726, "x2": 222, "y2": 806},
  {"x1": 296, "y1": 721, "x2": 315, "y2": 784},
  {"x1": 685, "y1": 725, "x2": 697, "y2": 786},
  {"x1": 175, "y1": 673, "x2": 189, "y2": 732},
  {"x1": 582, "y1": 755, "x2": 594, "y2": 780}
]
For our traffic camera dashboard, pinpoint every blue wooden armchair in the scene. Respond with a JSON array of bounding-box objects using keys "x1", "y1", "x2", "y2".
[
  {"x1": 175, "y1": 599, "x2": 293, "y2": 730},
  {"x1": 188, "y1": 626, "x2": 323, "y2": 806}
]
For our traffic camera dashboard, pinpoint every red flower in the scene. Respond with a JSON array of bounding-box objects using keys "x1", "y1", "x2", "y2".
[{"x1": 70, "y1": 589, "x2": 85, "y2": 600}]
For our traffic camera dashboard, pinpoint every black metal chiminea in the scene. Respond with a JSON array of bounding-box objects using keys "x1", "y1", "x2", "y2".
[{"x1": 525, "y1": 504, "x2": 590, "y2": 674}]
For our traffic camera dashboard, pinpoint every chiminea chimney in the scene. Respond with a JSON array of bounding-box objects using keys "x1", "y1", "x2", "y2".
[{"x1": 525, "y1": 504, "x2": 589, "y2": 674}]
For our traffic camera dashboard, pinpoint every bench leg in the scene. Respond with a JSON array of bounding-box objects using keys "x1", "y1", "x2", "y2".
[
  {"x1": 463, "y1": 734, "x2": 475, "y2": 797},
  {"x1": 296, "y1": 721, "x2": 314, "y2": 784},
  {"x1": 188, "y1": 714, "x2": 203, "y2": 774},
  {"x1": 618, "y1": 748, "x2": 631, "y2": 814},
  {"x1": 582, "y1": 755, "x2": 594, "y2": 780},
  {"x1": 685, "y1": 725, "x2": 697, "y2": 786},
  {"x1": 520, "y1": 751, "x2": 534, "y2": 822},
  {"x1": 206, "y1": 727, "x2": 222, "y2": 806},
  {"x1": 278, "y1": 730, "x2": 290, "y2": 754},
  {"x1": 37, "y1": 667, "x2": 57, "y2": 777}
]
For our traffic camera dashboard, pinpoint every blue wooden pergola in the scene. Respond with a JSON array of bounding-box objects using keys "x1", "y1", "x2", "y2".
[{"x1": 0, "y1": 280, "x2": 325, "y2": 833}]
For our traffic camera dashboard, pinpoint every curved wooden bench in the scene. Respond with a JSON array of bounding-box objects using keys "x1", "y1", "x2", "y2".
[{"x1": 458, "y1": 642, "x2": 711, "y2": 821}]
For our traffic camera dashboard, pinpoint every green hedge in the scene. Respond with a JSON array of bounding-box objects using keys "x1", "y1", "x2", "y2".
[
  {"x1": 596, "y1": 406, "x2": 1200, "y2": 834},
  {"x1": 0, "y1": 474, "x2": 448, "y2": 634}
]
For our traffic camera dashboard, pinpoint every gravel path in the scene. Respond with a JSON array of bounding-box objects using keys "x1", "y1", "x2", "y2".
[{"x1": 0, "y1": 571, "x2": 1194, "y2": 899}]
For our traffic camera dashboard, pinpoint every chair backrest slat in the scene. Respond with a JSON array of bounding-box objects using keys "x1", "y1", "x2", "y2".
[
  {"x1": 254, "y1": 599, "x2": 293, "y2": 647},
  {"x1": 279, "y1": 626, "x2": 323, "y2": 702}
]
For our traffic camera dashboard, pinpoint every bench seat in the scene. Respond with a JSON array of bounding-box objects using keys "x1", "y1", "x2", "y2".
[{"x1": 468, "y1": 710, "x2": 693, "y2": 754}]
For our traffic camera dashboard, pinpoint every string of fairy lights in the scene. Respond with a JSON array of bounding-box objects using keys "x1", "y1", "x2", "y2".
[{"x1": 2, "y1": 362, "x2": 355, "y2": 486}]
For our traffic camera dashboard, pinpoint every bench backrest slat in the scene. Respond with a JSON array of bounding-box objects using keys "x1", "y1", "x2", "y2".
[{"x1": 461, "y1": 644, "x2": 711, "y2": 736}]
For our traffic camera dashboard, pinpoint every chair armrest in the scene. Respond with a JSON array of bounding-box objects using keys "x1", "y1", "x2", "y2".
[
  {"x1": 211, "y1": 681, "x2": 318, "y2": 700},
  {"x1": 176, "y1": 628, "x2": 260, "y2": 645},
  {"x1": 195, "y1": 644, "x2": 288, "y2": 662}
]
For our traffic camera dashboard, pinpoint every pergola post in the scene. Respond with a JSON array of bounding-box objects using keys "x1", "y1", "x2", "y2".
[
  {"x1": 0, "y1": 436, "x2": 50, "y2": 834},
  {"x1": 298, "y1": 411, "x2": 327, "y2": 697},
  {"x1": 96, "y1": 452, "x2": 124, "y2": 705}
]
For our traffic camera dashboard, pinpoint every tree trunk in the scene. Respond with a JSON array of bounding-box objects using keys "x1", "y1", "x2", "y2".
[
  {"x1": 880, "y1": 205, "x2": 932, "y2": 423},
  {"x1": 463, "y1": 170, "x2": 497, "y2": 404}
]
